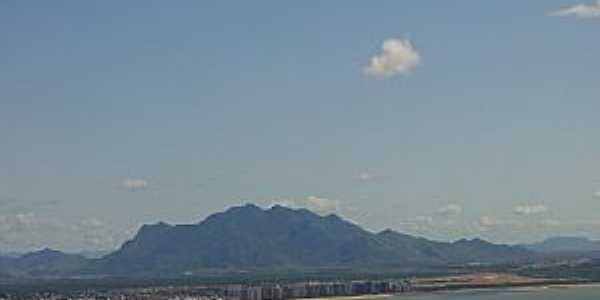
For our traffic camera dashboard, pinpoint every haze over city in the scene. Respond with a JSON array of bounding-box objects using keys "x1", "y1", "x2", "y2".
[{"x1": 2, "y1": 0, "x2": 600, "y2": 253}]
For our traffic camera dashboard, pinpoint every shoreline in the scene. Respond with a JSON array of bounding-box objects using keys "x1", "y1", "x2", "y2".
[
  {"x1": 408, "y1": 281, "x2": 600, "y2": 299},
  {"x1": 292, "y1": 293, "x2": 394, "y2": 300},
  {"x1": 292, "y1": 280, "x2": 600, "y2": 300},
  {"x1": 295, "y1": 294, "x2": 394, "y2": 300}
]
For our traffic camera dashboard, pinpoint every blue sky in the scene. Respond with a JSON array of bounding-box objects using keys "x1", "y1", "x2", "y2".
[{"x1": 1, "y1": 1, "x2": 600, "y2": 252}]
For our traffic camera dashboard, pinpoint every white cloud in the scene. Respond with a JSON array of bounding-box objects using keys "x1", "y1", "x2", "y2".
[
  {"x1": 549, "y1": 1, "x2": 600, "y2": 18},
  {"x1": 357, "y1": 172, "x2": 375, "y2": 181},
  {"x1": 0, "y1": 213, "x2": 63, "y2": 251},
  {"x1": 437, "y1": 204, "x2": 463, "y2": 217},
  {"x1": 119, "y1": 178, "x2": 148, "y2": 191},
  {"x1": 414, "y1": 215, "x2": 434, "y2": 225},
  {"x1": 0, "y1": 213, "x2": 128, "y2": 252},
  {"x1": 540, "y1": 219, "x2": 562, "y2": 227},
  {"x1": 14, "y1": 212, "x2": 38, "y2": 226},
  {"x1": 594, "y1": 190, "x2": 600, "y2": 198},
  {"x1": 513, "y1": 204, "x2": 548, "y2": 216},
  {"x1": 271, "y1": 196, "x2": 340, "y2": 215},
  {"x1": 365, "y1": 38, "x2": 420, "y2": 78},
  {"x1": 356, "y1": 171, "x2": 384, "y2": 182},
  {"x1": 79, "y1": 217, "x2": 105, "y2": 228},
  {"x1": 74, "y1": 218, "x2": 120, "y2": 249},
  {"x1": 479, "y1": 215, "x2": 499, "y2": 227},
  {"x1": 306, "y1": 196, "x2": 339, "y2": 214},
  {"x1": 397, "y1": 215, "x2": 434, "y2": 226}
]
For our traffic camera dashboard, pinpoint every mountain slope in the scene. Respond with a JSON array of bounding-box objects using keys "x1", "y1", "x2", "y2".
[
  {"x1": 524, "y1": 237, "x2": 600, "y2": 253},
  {"x1": 94, "y1": 204, "x2": 535, "y2": 275},
  {"x1": 96, "y1": 204, "x2": 386, "y2": 273},
  {"x1": 0, "y1": 249, "x2": 89, "y2": 277},
  {"x1": 376, "y1": 230, "x2": 533, "y2": 265}
]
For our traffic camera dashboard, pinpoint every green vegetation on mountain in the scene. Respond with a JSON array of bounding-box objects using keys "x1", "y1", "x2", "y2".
[{"x1": 93, "y1": 204, "x2": 535, "y2": 275}]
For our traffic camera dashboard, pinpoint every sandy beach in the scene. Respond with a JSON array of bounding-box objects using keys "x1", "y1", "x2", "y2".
[{"x1": 295, "y1": 294, "x2": 394, "y2": 300}]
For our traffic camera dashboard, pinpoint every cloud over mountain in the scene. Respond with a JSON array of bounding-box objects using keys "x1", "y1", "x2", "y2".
[
  {"x1": 437, "y1": 204, "x2": 463, "y2": 217},
  {"x1": 513, "y1": 204, "x2": 548, "y2": 216},
  {"x1": 479, "y1": 215, "x2": 499, "y2": 227},
  {"x1": 271, "y1": 196, "x2": 340, "y2": 215},
  {"x1": 0, "y1": 212, "x2": 126, "y2": 252}
]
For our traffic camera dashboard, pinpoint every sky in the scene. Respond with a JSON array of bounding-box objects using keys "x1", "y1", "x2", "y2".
[{"x1": 1, "y1": 1, "x2": 600, "y2": 252}]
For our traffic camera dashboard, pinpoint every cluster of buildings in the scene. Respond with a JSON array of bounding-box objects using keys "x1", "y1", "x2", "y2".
[
  {"x1": 226, "y1": 280, "x2": 412, "y2": 300},
  {"x1": 0, "y1": 279, "x2": 412, "y2": 300},
  {"x1": 0, "y1": 287, "x2": 222, "y2": 300}
]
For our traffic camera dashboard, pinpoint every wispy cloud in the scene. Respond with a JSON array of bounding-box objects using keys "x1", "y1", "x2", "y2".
[
  {"x1": 479, "y1": 215, "x2": 499, "y2": 227},
  {"x1": 118, "y1": 178, "x2": 149, "y2": 191},
  {"x1": 540, "y1": 219, "x2": 562, "y2": 227},
  {"x1": 72, "y1": 218, "x2": 121, "y2": 250},
  {"x1": 0, "y1": 213, "x2": 127, "y2": 252},
  {"x1": 549, "y1": 1, "x2": 600, "y2": 18},
  {"x1": 356, "y1": 172, "x2": 376, "y2": 181},
  {"x1": 513, "y1": 204, "x2": 548, "y2": 216},
  {"x1": 414, "y1": 215, "x2": 434, "y2": 225},
  {"x1": 355, "y1": 171, "x2": 386, "y2": 182},
  {"x1": 437, "y1": 204, "x2": 463, "y2": 217},
  {"x1": 271, "y1": 196, "x2": 340, "y2": 215},
  {"x1": 365, "y1": 38, "x2": 420, "y2": 78}
]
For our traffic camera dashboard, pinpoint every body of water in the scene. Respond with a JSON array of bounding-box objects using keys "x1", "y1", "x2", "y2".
[{"x1": 389, "y1": 285, "x2": 600, "y2": 300}]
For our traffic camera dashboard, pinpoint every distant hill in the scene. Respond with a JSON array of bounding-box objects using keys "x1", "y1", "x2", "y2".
[
  {"x1": 0, "y1": 248, "x2": 88, "y2": 277},
  {"x1": 523, "y1": 237, "x2": 600, "y2": 254},
  {"x1": 92, "y1": 204, "x2": 535, "y2": 275}
]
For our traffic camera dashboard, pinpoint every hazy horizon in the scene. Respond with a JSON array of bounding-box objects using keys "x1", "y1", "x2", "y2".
[
  {"x1": 2, "y1": 202, "x2": 599, "y2": 255},
  {"x1": 2, "y1": 0, "x2": 600, "y2": 252}
]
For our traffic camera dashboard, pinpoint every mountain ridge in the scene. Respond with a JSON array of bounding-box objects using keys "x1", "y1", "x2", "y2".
[
  {"x1": 0, "y1": 248, "x2": 88, "y2": 277},
  {"x1": 0, "y1": 204, "x2": 540, "y2": 277},
  {"x1": 523, "y1": 236, "x2": 600, "y2": 253},
  {"x1": 92, "y1": 204, "x2": 535, "y2": 275}
]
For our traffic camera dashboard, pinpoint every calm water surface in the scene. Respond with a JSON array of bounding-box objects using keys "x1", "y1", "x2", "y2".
[{"x1": 388, "y1": 285, "x2": 600, "y2": 300}]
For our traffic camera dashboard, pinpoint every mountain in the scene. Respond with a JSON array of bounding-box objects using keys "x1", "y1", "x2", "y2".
[
  {"x1": 378, "y1": 230, "x2": 533, "y2": 265},
  {"x1": 0, "y1": 204, "x2": 539, "y2": 277},
  {"x1": 523, "y1": 237, "x2": 600, "y2": 254},
  {"x1": 77, "y1": 250, "x2": 111, "y2": 259},
  {"x1": 0, "y1": 248, "x2": 89, "y2": 277},
  {"x1": 93, "y1": 204, "x2": 535, "y2": 275},
  {"x1": 0, "y1": 251, "x2": 23, "y2": 258}
]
